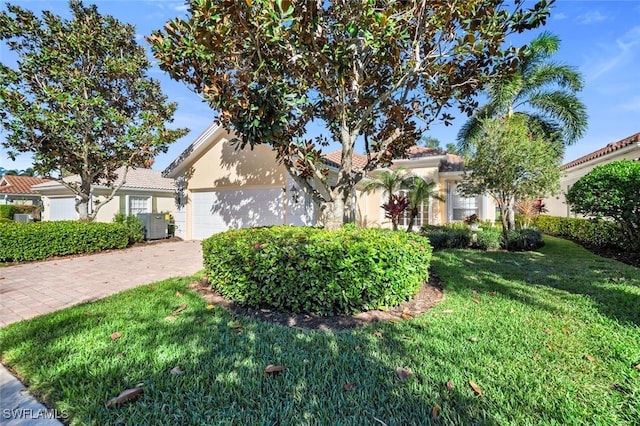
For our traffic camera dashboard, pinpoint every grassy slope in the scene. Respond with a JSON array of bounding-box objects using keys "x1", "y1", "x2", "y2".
[{"x1": 0, "y1": 236, "x2": 638, "y2": 425}]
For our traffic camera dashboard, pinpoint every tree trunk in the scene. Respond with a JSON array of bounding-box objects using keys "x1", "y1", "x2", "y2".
[{"x1": 499, "y1": 204, "x2": 510, "y2": 247}]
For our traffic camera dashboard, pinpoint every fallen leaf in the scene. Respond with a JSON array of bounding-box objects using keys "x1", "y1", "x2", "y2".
[
  {"x1": 446, "y1": 380, "x2": 455, "y2": 390},
  {"x1": 546, "y1": 343, "x2": 553, "y2": 351},
  {"x1": 561, "y1": 327, "x2": 571, "y2": 334},
  {"x1": 585, "y1": 355, "x2": 596, "y2": 362},
  {"x1": 175, "y1": 291, "x2": 183, "y2": 297},
  {"x1": 230, "y1": 323, "x2": 242, "y2": 329},
  {"x1": 164, "y1": 316, "x2": 176, "y2": 322},
  {"x1": 106, "y1": 386, "x2": 143, "y2": 407},
  {"x1": 84, "y1": 311, "x2": 91, "y2": 316},
  {"x1": 110, "y1": 332, "x2": 122, "y2": 340},
  {"x1": 206, "y1": 305, "x2": 215, "y2": 310},
  {"x1": 472, "y1": 298, "x2": 480, "y2": 304},
  {"x1": 302, "y1": 315, "x2": 313, "y2": 322},
  {"x1": 264, "y1": 365, "x2": 287, "y2": 374},
  {"x1": 373, "y1": 331, "x2": 383, "y2": 338},
  {"x1": 469, "y1": 337, "x2": 478, "y2": 342},
  {"x1": 533, "y1": 354, "x2": 541, "y2": 361},
  {"x1": 388, "y1": 319, "x2": 400, "y2": 324},
  {"x1": 117, "y1": 352, "x2": 125, "y2": 358},
  {"x1": 635, "y1": 363, "x2": 640, "y2": 371},
  {"x1": 148, "y1": 285, "x2": 157, "y2": 291},
  {"x1": 172, "y1": 304, "x2": 187, "y2": 315},
  {"x1": 344, "y1": 381, "x2": 356, "y2": 391},
  {"x1": 509, "y1": 308, "x2": 516, "y2": 314},
  {"x1": 544, "y1": 329, "x2": 553, "y2": 335},
  {"x1": 469, "y1": 380, "x2": 483, "y2": 396},
  {"x1": 489, "y1": 291, "x2": 497, "y2": 296},
  {"x1": 401, "y1": 313, "x2": 413, "y2": 320},
  {"x1": 432, "y1": 404, "x2": 439, "y2": 420},
  {"x1": 442, "y1": 309, "x2": 454, "y2": 314},
  {"x1": 169, "y1": 366, "x2": 184, "y2": 375},
  {"x1": 396, "y1": 366, "x2": 412, "y2": 381}
]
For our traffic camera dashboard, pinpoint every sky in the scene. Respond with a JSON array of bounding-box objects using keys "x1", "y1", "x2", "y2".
[{"x1": 1, "y1": 0, "x2": 639, "y2": 173}]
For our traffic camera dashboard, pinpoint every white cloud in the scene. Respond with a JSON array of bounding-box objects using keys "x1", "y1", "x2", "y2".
[
  {"x1": 577, "y1": 10, "x2": 608, "y2": 25},
  {"x1": 552, "y1": 12, "x2": 567, "y2": 21}
]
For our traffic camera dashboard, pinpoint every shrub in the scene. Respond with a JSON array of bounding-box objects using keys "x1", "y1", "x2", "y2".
[
  {"x1": 113, "y1": 213, "x2": 144, "y2": 244},
  {"x1": 202, "y1": 226, "x2": 432, "y2": 315},
  {"x1": 0, "y1": 221, "x2": 129, "y2": 262},
  {"x1": 535, "y1": 215, "x2": 627, "y2": 250},
  {"x1": 473, "y1": 227, "x2": 503, "y2": 251},
  {"x1": 0, "y1": 205, "x2": 15, "y2": 220},
  {"x1": 505, "y1": 228, "x2": 544, "y2": 251},
  {"x1": 420, "y1": 224, "x2": 471, "y2": 250}
]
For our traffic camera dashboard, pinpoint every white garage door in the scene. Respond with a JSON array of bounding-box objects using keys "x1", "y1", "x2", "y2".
[
  {"x1": 49, "y1": 198, "x2": 79, "y2": 221},
  {"x1": 191, "y1": 188, "x2": 284, "y2": 240}
]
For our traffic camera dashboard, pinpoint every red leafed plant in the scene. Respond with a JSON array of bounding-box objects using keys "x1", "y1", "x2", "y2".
[{"x1": 382, "y1": 194, "x2": 409, "y2": 231}]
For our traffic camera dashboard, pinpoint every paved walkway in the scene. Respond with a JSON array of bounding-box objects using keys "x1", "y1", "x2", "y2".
[{"x1": 0, "y1": 240, "x2": 203, "y2": 425}]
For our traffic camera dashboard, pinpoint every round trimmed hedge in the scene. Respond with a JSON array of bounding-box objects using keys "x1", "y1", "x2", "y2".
[{"x1": 202, "y1": 226, "x2": 432, "y2": 315}]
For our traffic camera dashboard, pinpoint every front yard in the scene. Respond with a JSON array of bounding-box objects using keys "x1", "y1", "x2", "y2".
[{"x1": 0, "y1": 236, "x2": 638, "y2": 425}]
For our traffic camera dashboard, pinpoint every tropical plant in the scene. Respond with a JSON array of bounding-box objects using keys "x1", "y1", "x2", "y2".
[
  {"x1": 404, "y1": 176, "x2": 443, "y2": 232},
  {"x1": 457, "y1": 31, "x2": 587, "y2": 152},
  {"x1": 382, "y1": 193, "x2": 410, "y2": 231},
  {"x1": 0, "y1": 1, "x2": 187, "y2": 221},
  {"x1": 565, "y1": 159, "x2": 640, "y2": 250},
  {"x1": 361, "y1": 167, "x2": 413, "y2": 205},
  {"x1": 149, "y1": 0, "x2": 552, "y2": 228},
  {"x1": 459, "y1": 115, "x2": 561, "y2": 244}
]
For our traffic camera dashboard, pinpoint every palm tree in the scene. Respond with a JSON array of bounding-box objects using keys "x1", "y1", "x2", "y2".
[
  {"x1": 404, "y1": 176, "x2": 444, "y2": 232},
  {"x1": 362, "y1": 167, "x2": 414, "y2": 230},
  {"x1": 457, "y1": 32, "x2": 588, "y2": 152}
]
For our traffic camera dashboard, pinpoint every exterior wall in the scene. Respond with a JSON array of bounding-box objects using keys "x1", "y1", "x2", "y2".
[
  {"x1": 0, "y1": 194, "x2": 40, "y2": 205},
  {"x1": 544, "y1": 147, "x2": 640, "y2": 217}
]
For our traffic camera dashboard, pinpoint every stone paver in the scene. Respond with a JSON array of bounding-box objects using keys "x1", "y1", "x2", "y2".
[{"x1": 0, "y1": 240, "x2": 203, "y2": 425}]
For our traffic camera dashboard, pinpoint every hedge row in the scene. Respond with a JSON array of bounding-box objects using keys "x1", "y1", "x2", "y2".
[
  {"x1": 535, "y1": 215, "x2": 628, "y2": 250},
  {"x1": 203, "y1": 226, "x2": 432, "y2": 315},
  {"x1": 420, "y1": 224, "x2": 543, "y2": 252},
  {"x1": 0, "y1": 221, "x2": 129, "y2": 262}
]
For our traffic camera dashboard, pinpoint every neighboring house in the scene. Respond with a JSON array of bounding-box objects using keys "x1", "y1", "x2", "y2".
[
  {"x1": 0, "y1": 175, "x2": 51, "y2": 205},
  {"x1": 163, "y1": 123, "x2": 496, "y2": 240},
  {"x1": 31, "y1": 167, "x2": 176, "y2": 223},
  {"x1": 544, "y1": 132, "x2": 640, "y2": 217}
]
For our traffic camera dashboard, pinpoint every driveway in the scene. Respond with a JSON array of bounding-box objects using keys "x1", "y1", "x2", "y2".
[{"x1": 0, "y1": 240, "x2": 203, "y2": 327}]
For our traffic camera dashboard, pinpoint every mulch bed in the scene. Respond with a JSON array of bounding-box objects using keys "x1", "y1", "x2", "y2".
[
  {"x1": 580, "y1": 244, "x2": 640, "y2": 269},
  {"x1": 188, "y1": 273, "x2": 444, "y2": 332}
]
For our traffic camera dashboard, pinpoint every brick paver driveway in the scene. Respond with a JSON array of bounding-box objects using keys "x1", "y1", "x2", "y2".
[{"x1": 0, "y1": 240, "x2": 203, "y2": 327}]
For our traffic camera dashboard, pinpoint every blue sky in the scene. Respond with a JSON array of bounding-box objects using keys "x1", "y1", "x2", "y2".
[{"x1": 1, "y1": 0, "x2": 639, "y2": 173}]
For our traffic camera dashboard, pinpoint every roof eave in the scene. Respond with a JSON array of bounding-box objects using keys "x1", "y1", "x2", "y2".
[{"x1": 163, "y1": 123, "x2": 226, "y2": 178}]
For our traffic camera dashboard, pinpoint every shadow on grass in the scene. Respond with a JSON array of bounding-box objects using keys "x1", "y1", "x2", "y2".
[
  {"x1": 0, "y1": 278, "x2": 487, "y2": 426},
  {"x1": 433, "y1": 236, "x2": 640, "y2": 326}
]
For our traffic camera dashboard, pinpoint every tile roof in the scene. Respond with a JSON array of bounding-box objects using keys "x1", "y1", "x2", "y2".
[
  {"x1": 439, "y1": 153, "x2": 465, "y2": 172},
  {"x1": 405, "y1": 146, "x2": 447, "y2": 158},
  {"x1": 324, "y1": 150, "x2": 369, "y2": 169},
  {"x1": 562, "y1": 132, "x2": 640, "y2": 170},
  {"x1": 0, "y1": 175, "x2": 52, "y2": 195},
  {"x1": 31, "y1": 167, "x2": 175, "y2": 192},
  {"x1": 324, "y1": 146, "x2": 456, "y2": 171}
]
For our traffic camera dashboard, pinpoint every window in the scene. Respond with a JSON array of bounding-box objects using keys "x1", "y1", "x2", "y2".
[
  {"x1": 448, "y1": 182, "x2": 479, "y2": 222},
  {"x1": 128, "y1": 196, "x2": 150, "y2": 215},
  {"x1": 398, "y1": 190, "x2": 429, "y2": 228}
]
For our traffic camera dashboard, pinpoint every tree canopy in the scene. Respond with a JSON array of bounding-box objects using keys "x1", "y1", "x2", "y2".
[
  {"x1": 459, "y1": 115, "x2": 561, "y2": 241},
  {"x1": 0, "y1": 1, "x2": 187, "y2": 221},
  {"x1": 566, "y1": 159, "x2": 640, "y2": 250},
  {"x1": 457, "y1": 31, "x2": 587, "y2": 153},
  {"x1": 149, "y1": 0, "x2": 553, "y2": 226}
]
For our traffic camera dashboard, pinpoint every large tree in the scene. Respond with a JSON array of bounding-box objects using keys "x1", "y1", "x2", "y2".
[
  {"x1": 459, "y1": 115, "x2": 561, "y2": 242},
  {"x1": 149, "y1": 0, "x2": 552, "y2": 227},
  {"x1": 0, "y1": 1, "x2": 187, "y2": 221},
  {"x1": 457, "y1": 31, "x2": 587, "y2": 152}
]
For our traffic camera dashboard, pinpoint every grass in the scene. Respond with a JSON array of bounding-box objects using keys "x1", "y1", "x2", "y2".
[{"x1": 1, "y1": 236, "x2": 638, "y2": 425}]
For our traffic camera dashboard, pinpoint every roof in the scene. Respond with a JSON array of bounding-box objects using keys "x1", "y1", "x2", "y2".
[
  {"x1": 31, "y1": 167, "x2": 174, "y2": 192},
  {"x1": 325, "y1": 146, "x2": 459, "y2": 172},
  {"x1": 324, "y1": 151, "x2": 368, "y2": 169},
  {"x1": 438, "y1": 153, "x2": 465, "y2": 172},
  {"x1": 0, "y1": 175, "x2": 52, "y2": 195},
  {"x1": 562, "y1": 132, "x2": 640, "y2": 170}
]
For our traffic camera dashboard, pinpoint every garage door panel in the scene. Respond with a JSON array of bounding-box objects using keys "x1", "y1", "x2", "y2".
[
  {"x1": 49, "y1": 198, "x2": 79, "y2": 221},
  {"x1": 192, "y1": 188, "x2": 283, "y2": 240}
]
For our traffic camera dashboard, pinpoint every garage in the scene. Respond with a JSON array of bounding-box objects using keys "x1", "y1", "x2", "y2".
[
  {"x1": 48, "y1": 197, "x2": 79, "y2": 221},
  {"x1": 191, "y1": 188, "x2": 284, "y2": 240}
]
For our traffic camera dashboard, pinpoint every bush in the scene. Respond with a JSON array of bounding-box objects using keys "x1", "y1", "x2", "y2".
[
  {"x1": 505, "y1": 228, "x2": 544, "y2": 251},
  {"x1": 535, "y1": 215, "x2": 627, "y2": 250},
  {"x1": 113, "y1": 213, "x2": 144, "y2": 244},
  {"x1": 473, "y1": 227, "x2": 503, "y2": 251},
  {"x1": 0, "y1": 205, "x2": 15, "y2": 220},
  {"x1": 420, "y1": 224, "x2": 471, "y2": 250},
  {"x1": 202, "y1": 226, "x2": 432, "y2": 315},
  {"x1": 0, "y1": 221, "x2": 129, "y2": 262}
]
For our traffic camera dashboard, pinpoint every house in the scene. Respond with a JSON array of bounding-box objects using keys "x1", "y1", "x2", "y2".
[
  {"x1": 163, "y1": 123, "x2": 496, "y2": 240},
  {"x1": 31, "y1": 167, "x2": 176, "y2": 223},
  {"x1": 544, "y1": 132, "x2": 640, "y2": 217},
  {"x1": 0, "y1": 175, "x2": 51, "y2": 205}
]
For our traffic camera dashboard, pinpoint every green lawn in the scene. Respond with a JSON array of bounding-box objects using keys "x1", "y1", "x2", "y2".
[{"x1": 1, "y1": 236, "x2": 638, "y2": 425}]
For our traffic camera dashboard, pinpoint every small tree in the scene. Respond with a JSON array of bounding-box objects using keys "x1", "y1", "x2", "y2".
[
  {"x1": 566, "y1": 160, "x2": 640, "y2": 250},
  {"x1": 459, "y1": 116, "x2": 561, "y2": 243},
  {"x1": 0, "y1": 1, "x2": 187, "y2": 221},
  {"x1": 382, "y1": 194, "x2": 409, "y2": 232},
  {"x1": 404, "y1": 176, "x2": 443, "y2": 233},
  {"x1": 149, "y1": 0, "x2": 552, "y2": 228}
]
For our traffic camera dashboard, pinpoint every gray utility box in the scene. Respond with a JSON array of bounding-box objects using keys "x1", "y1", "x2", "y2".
[
  {"x1": 136, "y1": 213, "x2": 169, "y2": 240},
  {"x1": 13, "y1": 214, "x2": 33, "y2": 223}
]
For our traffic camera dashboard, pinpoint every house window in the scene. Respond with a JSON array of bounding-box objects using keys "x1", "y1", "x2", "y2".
[
  {"x1": 448, "y1": 182, "x2": 479, "y2": 222},
  {"x1": 128, "y1": 196, "x2": 150, "y2": 215},
  {"x1": 398, "y1": 190, "x2": 429, "y2": 228}
]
